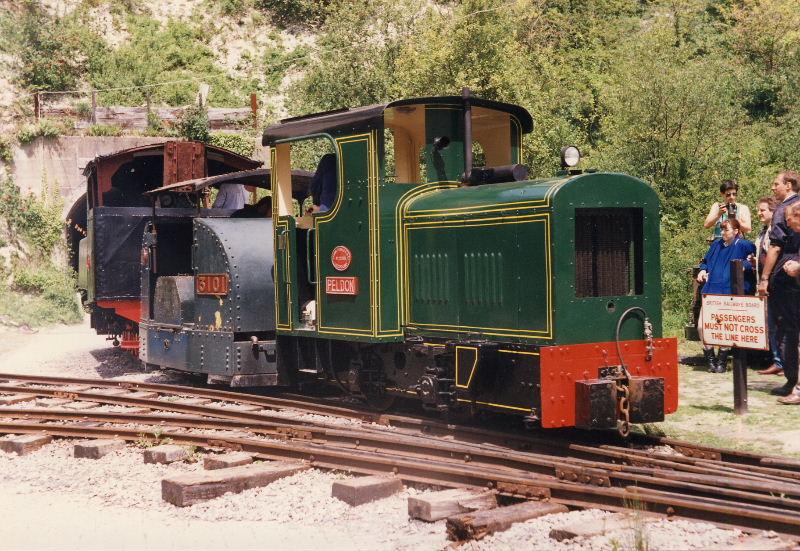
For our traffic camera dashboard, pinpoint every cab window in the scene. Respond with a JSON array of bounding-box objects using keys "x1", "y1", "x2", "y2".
[{"x1": 382, "y1": 105, "x2": 521, "y2": 185}]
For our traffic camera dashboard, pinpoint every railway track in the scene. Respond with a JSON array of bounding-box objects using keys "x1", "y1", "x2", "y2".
[{"x1": 1, "y1": 373, "x2": 799, "y2": 539}]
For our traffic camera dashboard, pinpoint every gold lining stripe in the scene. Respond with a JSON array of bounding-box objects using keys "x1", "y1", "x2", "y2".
[
  {"x1": 403, "y1": 173, "x2": 571, "y2": 219},
  {"x1": 274, "y1": 219, "x2": 292, "y2": 330},
  {"x1": 455, "y1": 345, "x2": 479, "y2": 389},
  {"x1": 317, "y1": 134, "x2": 374, "y2": 335},
  {"x1": 403, "y1": 214, "x2": 553, "y2": 339},
  {"x1": 498, "y1": 350, "x2": 540, "y2": 356},
  {"x1": 456, "y1": 398, "x2": 531, "y2": 413},
  {"x1": 411, "y1": 322, "x2": 551, "y2": 336},
  {"x1": 395, "y1": 182, "x2": 458, "y2": 326}
]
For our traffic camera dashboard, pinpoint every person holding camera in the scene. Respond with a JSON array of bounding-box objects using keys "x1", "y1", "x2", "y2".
[{"x1": 704, "y1": 180, "x2": 752, "y2": 238}]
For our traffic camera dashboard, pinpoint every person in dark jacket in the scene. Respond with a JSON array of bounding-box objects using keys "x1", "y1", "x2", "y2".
[
  {"x1": 758, "y1": 170, "x2": 800, "y2": 395},
  {"x1": 309, "y1": 154, "x2": 338, "y2": 213},
  {"x1": 773, "y1": 202, "x2": 800, "y2": 404},
  {"x1": 697, "y1": 218, "x2": 756, "y2": 373}
]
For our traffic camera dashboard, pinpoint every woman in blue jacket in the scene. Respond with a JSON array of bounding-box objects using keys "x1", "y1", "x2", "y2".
[{"x1": 697, "y1": 219, "x2": 756, "y2": 373}]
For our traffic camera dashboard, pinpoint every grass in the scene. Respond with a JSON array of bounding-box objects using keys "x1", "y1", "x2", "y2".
[
  {"x1": 657, "y1": 339, "x2": 800, "y2": 458},
  {"x1": 0, "y1": 286, "x2": 82, "y2": 327}
]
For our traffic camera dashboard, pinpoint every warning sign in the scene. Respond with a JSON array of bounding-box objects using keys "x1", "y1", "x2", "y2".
[{"x1": 700, "y1": 294, "x2": 768, "y2": 350}]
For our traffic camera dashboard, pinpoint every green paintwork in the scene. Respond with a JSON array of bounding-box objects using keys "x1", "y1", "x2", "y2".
[
  {"x1": 423, "y1": 106, "x2": 464, "y2": 183},
  {"x1": 270, "y1": 97, "x2": 662, "y2": 348},
  {"x1": 403, "y1": 172, "x2": 662, "y2": 345},
  {"x1": 551, "y1": 173, "x2": 662, "y2": 344},
  {"x1": 315, "y1": 135, "x2": 374, "y2": 336}
]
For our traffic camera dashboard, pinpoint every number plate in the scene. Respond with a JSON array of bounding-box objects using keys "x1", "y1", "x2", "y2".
[
  {"x1": 196, "y1": 274, "x2": 230, "y2": 296},
  {"x1": 325, "y1": 276, "x2": 359, "y2": 295}
]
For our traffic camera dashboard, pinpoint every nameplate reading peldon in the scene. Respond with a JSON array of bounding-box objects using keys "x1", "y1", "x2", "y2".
[
  {"x1": 196, "y1": 274, "x2": 230, "y2": 296},
  {"x1": 325, "y1": 276, "x2": 359, "y2": 295}
]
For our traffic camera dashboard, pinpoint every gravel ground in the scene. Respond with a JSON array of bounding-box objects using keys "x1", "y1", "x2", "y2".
[{"x1": 0, "y1": 320, "x2": 788, "y2": 550}]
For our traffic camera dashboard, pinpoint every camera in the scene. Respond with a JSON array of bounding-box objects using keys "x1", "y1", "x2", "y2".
[{"x1": 725, "y1": 202, "x2": 738, "y2": 219}]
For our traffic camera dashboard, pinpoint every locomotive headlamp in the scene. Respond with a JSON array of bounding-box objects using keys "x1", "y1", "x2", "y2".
[{"x1": 560, "y1": 146, "x2": 581, "y2": 168}]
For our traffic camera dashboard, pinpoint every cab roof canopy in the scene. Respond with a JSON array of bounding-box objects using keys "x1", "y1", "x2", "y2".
[
  {"x1": 145, "y1": 168, "x2": 313, "y2": 200},
  {"x1": 262, "y1": 96, "x2": 534, "y2": 145}
]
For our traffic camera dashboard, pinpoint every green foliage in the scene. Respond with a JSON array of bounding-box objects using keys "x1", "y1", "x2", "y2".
[
  {"x1": 0, "y1": 177, "x2": 80, "y2": 326},
  {"x1": 144, "y1": 111, "x2": 179, "y2": 137},
  {"x1": 17, "y1": 119, "x2": 66, "y2": 144},
  {"x1": 0, "y1": 1, "x2": 105, "y2": 91},
  {"x1": 12, "y1": 264, "x2": 81, "y2": 316},
  {"x1": 0, "y1": 136, "x2": 12, "y2": 165},
  {"x1": 178, "y1": 105, "x2": 210, "y2": 142},
  {"x1": 209, "y1": 133, "x2": 255, "y2": 157},
  {"x1": 288, "y1": 0, "x2": 414, "y2": 112},
  {"x1": 88, "y1": 16, "x2": 243, "y2": 107},
  {"x1": 146, "y1": 111, "x2": 164, "y2": 133},
  {"x1": 261, "y1": 42, "x2": 309, "y2": 94},
  {"x1": 216, "y1": 0, "x2": 253, "y2": 16},
  {"x1": 86, "y1": 124, "x2": 123, "y2": 137},
  {"x1": 0, "y1": 178, "x2": 63, "y2": 255},
  {"x1": 0, "y1": 281, "x2": 82, "y2": 326},
  {"x1": 75, "y1": 101, "x2": 91, "y2": 119}
]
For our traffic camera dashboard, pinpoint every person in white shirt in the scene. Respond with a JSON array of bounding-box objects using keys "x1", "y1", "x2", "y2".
[{"x1": 212, "y1": 183, "x2": 247, "y2": 209}]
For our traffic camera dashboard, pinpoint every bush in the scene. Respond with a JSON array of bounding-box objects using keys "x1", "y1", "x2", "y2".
[
  {"x1": 75, "y1": 101, "x2": 92, "y2": 119},
  {"x1": 3, "y1": 2, "x2": 103, "y2": 91},
  {"x1": 209, "y1": 133, "x2": 254, "y2": 157},
  {"x1": 0, "y1": 136, "x2": 12, "y2": 165},
  {"x1": 216, "y1": 0, "x2": 252, "y2": 16},
  {"x1": 178, "y1": 105, "x2": 210, "y2": 142},
  {"x1": 1, "y1": 263, "x2": 82, "y2": 326},
  {"x1": 87, "y1": 124, "x2": 123, "y2": 137},
  {"x1": 90, "y1": 17, "x2": 243, "y2": 107},
  {"x1": 0, "y1": 178, "x2": 63, "y2": 255},
  {"x1": 17, "y1": 119, "x2": 65, "y2": 144}
]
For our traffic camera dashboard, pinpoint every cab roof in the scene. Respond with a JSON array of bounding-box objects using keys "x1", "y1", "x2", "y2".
[
  {"x1": 262, "y1": 96, "x2": 534, "y2": 146},
  {"x1": 145, "y1": 168, "x2": 314, "y2": 198}
]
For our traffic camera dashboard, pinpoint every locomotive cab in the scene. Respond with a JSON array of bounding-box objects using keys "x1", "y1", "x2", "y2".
[{"x1": 265, "y1": 96, "x2": 530, "y2": 340}]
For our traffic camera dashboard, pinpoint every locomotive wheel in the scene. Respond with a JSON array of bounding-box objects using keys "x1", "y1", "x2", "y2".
[
  {"x1": 356, "y1": 349, "x2": 396, "y2": 411},
  {"x1": 361, "y1": 388, "x2": 396, "y2": 412}
]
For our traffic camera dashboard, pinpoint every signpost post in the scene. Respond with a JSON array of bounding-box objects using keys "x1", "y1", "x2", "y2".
[
  {"x1": 699, "y1": 259, "x2": 767, "y2": 415},
  {"x1": 730, "y1": 259, "x2": 747, "y2": 415}
]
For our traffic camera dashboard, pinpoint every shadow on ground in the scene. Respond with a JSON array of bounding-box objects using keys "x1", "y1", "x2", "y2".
[{"x1": 88, "y1": 347, "x2": 201, "y2": 386}]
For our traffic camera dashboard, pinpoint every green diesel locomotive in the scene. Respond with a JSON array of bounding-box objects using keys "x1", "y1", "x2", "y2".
[{"x1": 140, "y1": 94, "x2": 678, "y2": 433}]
